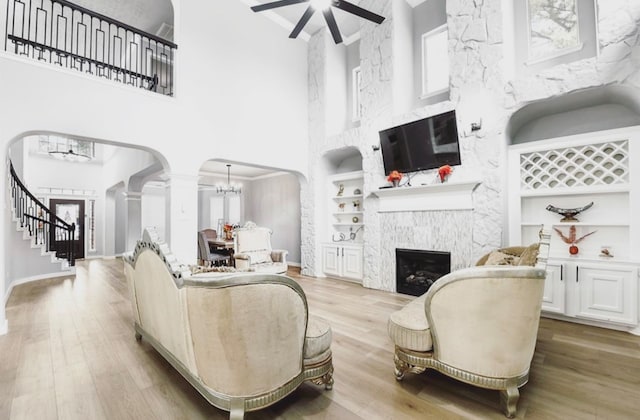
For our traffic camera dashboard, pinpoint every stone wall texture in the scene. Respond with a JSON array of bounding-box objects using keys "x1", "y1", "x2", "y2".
[{"x1": 302, "y1": 0, "x2": 640, "y2": 291}]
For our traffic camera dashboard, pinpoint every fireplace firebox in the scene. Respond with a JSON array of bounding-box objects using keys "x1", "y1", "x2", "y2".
[{"x1": 396, "y1": 249, "x2": 451, "y2": 297}]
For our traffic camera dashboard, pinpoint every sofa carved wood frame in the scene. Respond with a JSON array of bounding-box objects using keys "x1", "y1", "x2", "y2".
[
  {"x1": 390, "y1": 229, "x2": 551, "y2": 418},
  {"x1": 124, "y1": 229, "x2": 333, "y2": 419}
]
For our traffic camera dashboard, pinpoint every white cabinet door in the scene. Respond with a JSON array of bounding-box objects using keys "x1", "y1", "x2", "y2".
[
  {"x1": 342, "y1": 246, "x2": 364, "y2": 280},
  {"x1": 543, "y1": 263, "x2": 565, "y2": 314},
  {"x1": 322, "y1": 244, "x2": 342, "y2": 277},
  {"x1": 575, "y1": 265, "x2": 638, "y2": 326}
]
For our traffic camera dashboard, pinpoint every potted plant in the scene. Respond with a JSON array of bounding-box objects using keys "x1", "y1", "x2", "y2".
[{"x1": 387, "y1": 170, "x2": 403, "y2": 187}]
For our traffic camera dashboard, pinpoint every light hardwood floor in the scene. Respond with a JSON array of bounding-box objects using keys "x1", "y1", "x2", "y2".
[{"x1": 1, "y1": 258, "x2": 639, "y2": 419}]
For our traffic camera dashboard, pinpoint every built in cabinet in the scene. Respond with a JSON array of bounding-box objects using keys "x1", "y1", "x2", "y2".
[
  {"x1": 508, "y1": 127, "x2": 640, "y2": 333},
  {"x1": 322, "y1": 170, "x2": 364, "y2": 282},
  {"x1": 321, "y1": 243, "x2": 364, "y2": 281}
]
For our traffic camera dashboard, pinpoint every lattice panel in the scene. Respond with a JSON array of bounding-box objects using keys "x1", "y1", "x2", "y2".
[{"x1": 520, "y1": 140, "x2": 629, "y2": 190}]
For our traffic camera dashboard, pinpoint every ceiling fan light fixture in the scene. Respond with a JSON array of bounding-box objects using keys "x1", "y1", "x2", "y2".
[
  {"x1": 310, "y1": 0, "x2": 332, "y2": 11},
  {"x1": 251, "y1": 0, "x2": 385, "y2": 44}
]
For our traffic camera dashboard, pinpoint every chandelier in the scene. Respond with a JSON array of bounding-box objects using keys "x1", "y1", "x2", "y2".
[
  {"x1": 43, "y1": 136, "x2": 94, "y2": 163},
  {"x1": 216, "y1": 164, "x2": 242, "y2": 194},
  {"x1": 48, "y1": 148, "x2": 92, "y2": 163}
]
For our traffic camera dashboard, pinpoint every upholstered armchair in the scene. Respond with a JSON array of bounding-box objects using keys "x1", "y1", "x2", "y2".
[
  {"x1": 233, "y1": 222, "x2": 288, "y2": 274},
  {"x1": 387, "y1": 228, "x2": 551, "y2": 418},
  {"x1": 124, "y1": 228, "x2": 333, "y2": 419}
]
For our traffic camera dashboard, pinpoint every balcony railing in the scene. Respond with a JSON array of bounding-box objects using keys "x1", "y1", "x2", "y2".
[{"x1": 4, "y1": 0, "x2": 177, "y2": 96}]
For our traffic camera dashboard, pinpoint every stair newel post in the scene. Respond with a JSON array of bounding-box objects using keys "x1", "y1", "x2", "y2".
[{"x1": 69, "y1": 223, "x2": 75, "y2": 266}]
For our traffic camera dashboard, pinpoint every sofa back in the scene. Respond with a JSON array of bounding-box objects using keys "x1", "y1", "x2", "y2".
[
  {"x1": 125, "y1": 228, "x2": 308, "y2": 399},
  {"x1": 185, "y1": 275, "x2": 308, "y2": 397},
  {"x1": 426, "y1": 268, "x2": 545, "y2": 378},
  {"x1": 425, "y1": 226, "x2": 551, "y2": 379}
]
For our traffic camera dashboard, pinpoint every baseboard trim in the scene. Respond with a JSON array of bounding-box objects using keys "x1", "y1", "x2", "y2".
[
  {"x1": 288, "y1": 261, "x2": 301, "y2": 268},
  {"x1": 4, "y1": 269, "x2": 76, "y2": 306},
  {"x1": 83, "y1": 254, "x2": 105, "y2": 260}
]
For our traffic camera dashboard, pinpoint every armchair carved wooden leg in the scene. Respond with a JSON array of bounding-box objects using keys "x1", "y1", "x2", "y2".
[
  {"x1": 499, "y1": 386, "x2": 519, "y2": 419},
  {"x1": 394, "y1": 352, "x2": 426, "y2": 381},
  {"x1": 312, "y1": 365, "x2": 334, "y2": 390}
]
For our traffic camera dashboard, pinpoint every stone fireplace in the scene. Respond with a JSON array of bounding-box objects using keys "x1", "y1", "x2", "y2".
[{"x1": 396, "y1": 248, "x2": 451, "y2": 296}]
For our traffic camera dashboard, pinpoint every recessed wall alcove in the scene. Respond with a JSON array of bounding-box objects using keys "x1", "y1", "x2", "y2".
[{"x1": 507, "y1": 85, "x2": 640, "y2": 145}]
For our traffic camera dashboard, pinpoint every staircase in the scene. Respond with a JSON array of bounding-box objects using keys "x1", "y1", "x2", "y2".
[{"x1": 7, "y1": 161, "x2": 76, "y2": 273}]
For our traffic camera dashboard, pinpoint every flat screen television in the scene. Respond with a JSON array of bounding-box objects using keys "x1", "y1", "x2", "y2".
[{"x1": 379, "y1": 110, "x2": 461, "y2": 175}]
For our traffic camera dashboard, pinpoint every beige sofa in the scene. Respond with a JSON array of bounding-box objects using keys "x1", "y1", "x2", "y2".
[
  {"x1": 124, "y1": 228, "x2": 333, "y2": 419},
  {"x1": 387, "y1": 227, "x2": 551, "y2": 418},
  {"x1": 233, "y1": 222, "x2": 287, "y2": 274}
]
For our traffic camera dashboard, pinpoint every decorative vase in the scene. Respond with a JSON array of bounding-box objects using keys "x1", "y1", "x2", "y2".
[
  {"x1": 569, "y1": 245, "x2": 579, "y2": 255},
  {"x1": 392, "y1": 180, "x2": 400, "y2": 187}
]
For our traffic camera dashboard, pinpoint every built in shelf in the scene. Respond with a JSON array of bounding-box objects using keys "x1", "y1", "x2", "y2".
[
  {"x1": 371, "y1": 180, "x2": 481, "y2": 213},
  {"x1": 519, "y1": 184, "x2": 630, "y2": 197},
  {"x1": 522, "y1": 222, "x2": 629, "y2": 227},
  {"x1": 333, "y1": 211, "x2": 363, "y2": 216},
  {"x1": 333, "y1": 194, "x2": 363, "y2": 200},
  {"x1": 333, "y1": 223, "x2": 364, "y2": 226}
]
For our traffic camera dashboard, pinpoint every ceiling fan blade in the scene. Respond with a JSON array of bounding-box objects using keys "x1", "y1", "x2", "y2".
[
  {"x1": 289, "y1": 5, "x2": 315, "y2": 39},
  {"x1": 334, "y1": 0, "x2": 385, "y2": 24},
  {"x1": 323, "y1": 8, "x2": 343, "y2": 44},
  {"x1": 251, "y1": 0, "x2": 309, "y2": 13}
]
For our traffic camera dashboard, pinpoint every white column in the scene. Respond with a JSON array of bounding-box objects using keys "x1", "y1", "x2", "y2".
[
  {"x1": 165, "y1": 174, "x2": 199, "y2": 264},
  {"x1": 124, "y1": 192, "x2": 142, "y2": 252}
]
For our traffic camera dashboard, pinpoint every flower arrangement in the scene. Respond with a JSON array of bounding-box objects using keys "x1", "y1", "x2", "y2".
[
  {"x1": 223, "y1": 223, "x2": 234, "y2": 240},
  {"x1": 554, "y1": 225, "x2": 596, "y2": 255},
  {"x1": 387, "y1": 170, "x2": 403, "y2": 182},
  {"x1": 438, "y1": 165, "x2": 453, "y2": 183}
]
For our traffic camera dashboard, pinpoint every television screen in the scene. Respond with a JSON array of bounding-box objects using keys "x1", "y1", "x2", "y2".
[{"x1": 379, "y1": 110, "x2": 461, "y2": 175}]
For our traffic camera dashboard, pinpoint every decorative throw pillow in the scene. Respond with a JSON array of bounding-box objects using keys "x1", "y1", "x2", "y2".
[
  {"x1": 244, "y1": 250, "x2": 273, "y2": 264},
  {"x1": 517, "y1": 243, "x2": 540, "y2": 266},
  {"x1": 484, "y1": 251, "x2": 521, "y2": 266},
  {"x1": 189, "y1": 265, "x2": 255, "y2": 274}
]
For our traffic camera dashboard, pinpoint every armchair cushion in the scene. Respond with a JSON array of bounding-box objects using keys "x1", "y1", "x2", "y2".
[
  {"x1": 242, "y1": 250, "x2": 273, "y2": 264},
  {"x1": 304, "y1": 317, "x2": 332, "y2": 363},
  {"x1": 387, "y1": 293, "x2": 433, "y2": 352}
]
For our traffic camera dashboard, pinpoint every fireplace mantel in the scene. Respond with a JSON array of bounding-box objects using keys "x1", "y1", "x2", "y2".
[{"x1": 371, "y1": 180, "x2": 481, "y2": 213}]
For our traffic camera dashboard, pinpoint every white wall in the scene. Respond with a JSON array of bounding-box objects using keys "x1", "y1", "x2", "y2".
[
  {"x1": 245, "y1": 173, "x2": 302, "y2": 264},
  {"x1": 142, "y1": 184, "x2": 167, "y2": 241}
]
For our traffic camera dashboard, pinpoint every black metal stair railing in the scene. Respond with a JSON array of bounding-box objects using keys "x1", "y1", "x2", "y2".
[
  {"x1": 4, "y1": 0, "x2": 177, "y2": 96},
  {"x1": 9, "y1": 161, "x2": 76, "y2": 267}
]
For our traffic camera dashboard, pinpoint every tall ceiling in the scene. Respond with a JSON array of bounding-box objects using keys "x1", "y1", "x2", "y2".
[
  {"x1": 245, "y1": 0, "x2": 370, "y2": 41},
  {"x1": 73, "y1": 0, "x2": 173, "y2": 35},
  {"x1": 74, "y1": 1, "x2": 383, "y2": 43}
]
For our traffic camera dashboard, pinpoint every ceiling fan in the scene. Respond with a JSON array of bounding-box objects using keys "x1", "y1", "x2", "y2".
[{"x1": 251, "y1": 0, "x2": 385, "y2": 44}]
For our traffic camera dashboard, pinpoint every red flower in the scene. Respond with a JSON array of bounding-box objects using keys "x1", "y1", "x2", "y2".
[
  {"x1": 387, "y1": 170, "x2": 403, "y2": 182},
  {"x1": 438, "y1": 165, "x2": 452, "y2": 182}
]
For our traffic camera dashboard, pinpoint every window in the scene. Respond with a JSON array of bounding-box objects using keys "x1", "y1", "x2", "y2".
[
  {"x1": 209, "y1": 194, "x2": 241, "y2": 230},
  {"x1": 352, "y1": 66, "x2": 362, "y2": 121},
  {"x1": 527, "y1": 0, "x2": 580, "y2": 62},
  {"x1": 38, "y1": 135, "x2": 95, "y2": 159},
  {"x1": 421, "y1": 24, "x2": 449, "y2": 97},
  {"x1": 513, "y1": 0, "x2": 596, "y2": 75}
]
